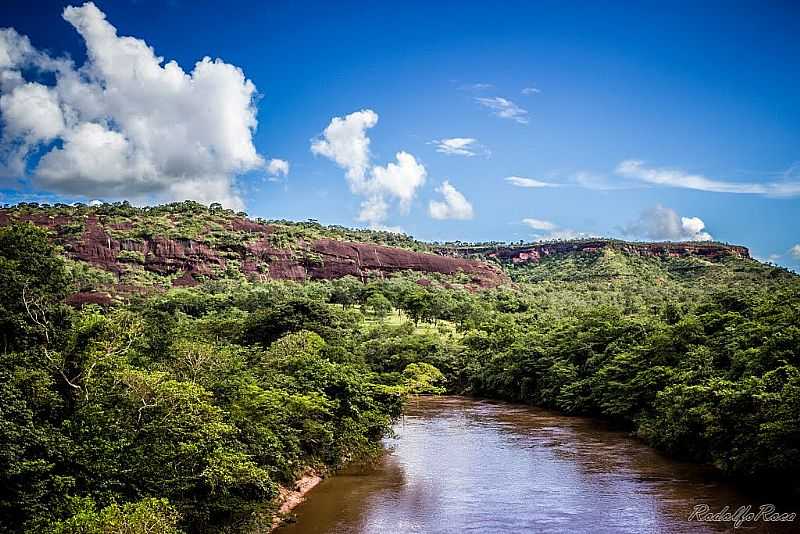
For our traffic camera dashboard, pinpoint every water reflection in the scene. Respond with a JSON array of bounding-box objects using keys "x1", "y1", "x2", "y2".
[{"x1": 277, "y1": 397, "x2": 797, "y2": 534}]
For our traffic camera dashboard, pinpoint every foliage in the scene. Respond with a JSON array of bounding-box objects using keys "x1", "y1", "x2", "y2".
[
  {"x1": 64, "y1": 259, "x2": 117, "y2": 293},
  {"x1": 49, "y1": 497, "x2": 181, "y2": 534},
  {"x1": 365, "y1": 292, "x2": 392, "y2": 320},
  {"x1": 0, "y1": 223, "x2": 400, "y2": 533},
  {"x1": 117, "y1": 250, "x2": 146, "y2": 264},
  {"x1": 402, "y1": 363, "x2": 446, "y2": 394},
  {"x1": 1, "y1": 207, "x2": 799, "y2": 532}
]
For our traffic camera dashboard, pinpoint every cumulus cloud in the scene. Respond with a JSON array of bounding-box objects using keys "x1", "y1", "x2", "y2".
[
  {"x1": 312, "y1": 109, "x2": 426, "y2": 226},
  {"x1": 358, "y1": 196, "x2": 389, "y2": 224},
  {"x1": 431, "y1": 137, "x2": 485, "y2": 157},
  {"x1": 521, "y1": 87, "x2": 541, "y2": 95},
  {"x1": 0, "y1": 82, "x2": 65, "y2": 142},
  {"x1": 475, "y1": 96, "x2": 528, "y2": 124},
  {"x1": 623, "y1": 205, "x2": 712, "y2": 242},
  {"x1": 35, "y1": 122, "x2": 156, "y2": 195},
  {"x1": 0, "y1": 2, "x2": 288, "y2": 209},
  {"x1": 371, "y1": 151, "x2": 426, "y2": 212},
  {"x1": 505, "y1": 176, "x2": 559, "y2": 188},
  {"x1": 521, "y1": 217, "x2": 586, "y2": 241},
  {"x1": 310, "y1": 109, "x2": 377, "y2": 183},
  {"x1": 539, "y1": 229, "x2": 588, "y2": 240},
  {"x1": 791, "y1": 244, "x2": 800, "y2": 260},
  {"x1": 428, "y1": 181, "x2": 474, "y2": 220},
  {"x1": 616, "y1": 160, "x2": 800, "y2": 198},
  {"x1": 521, "y1": 218, "x2": 556, "y2": 231},
  {"x1": 0, "y1": 27, "x2": 68, "y2": 80},
  {"x1": 267, "y1": 158, "x2": 289, "y2": 177}
]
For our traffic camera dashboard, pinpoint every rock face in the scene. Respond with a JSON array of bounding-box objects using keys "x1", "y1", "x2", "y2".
[
  {"x1": 0, "y1": 212, "x2": 507, "y2": 289},
  {"x1": 308, "y1": 239, "x2": 504, "y2": 283},
  {"x1": 1, "y1": 208, "x2": 753, "y2": 294},
  {"x1": 241, "y1": 236, "x2": 506, "y2": 287},
  {"x1": 67, "y1": 217, "x2": 227, "y2": 279},
  {"x1": 439, "y1": 240, "x2": 750, "y2": 263}
]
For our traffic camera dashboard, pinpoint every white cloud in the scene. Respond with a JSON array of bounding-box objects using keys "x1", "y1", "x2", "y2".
[
  {"x1": 267, "y1": 158, "x2": 289, "y2": 177},
  {"x1": 428, "y1": 181, "x2": 474, "y2": 220},
  {"x1": 36, "y1": 122, "x2": 156, "y2": 195},
  {"x1": 310, "y1": 109, "x2": 377, "y2": 184},
  {"x1": 0, "y1": 28, "x2": 68, "y2": 80},
  {"x1": 475, "y1": 96, "x2": 529, "y2": 124},
  {"x1": 372, "y1": 151, "x2": 426, "y2": 211},
  {"x1": 432, "y1": 137, "x2": 482, "y2": 157},
  {"x1": 0, "y1": 2, "x2": 272, "y2": 209},
  {"x1": 538, "y1": 229, "x2": 588, "y2": 241},
  {"x1": 520, "y1": 217, "x2": 588, "y2": 241},
  {"x1": 623, "y1": 205, "x2": 713, "y2": 242},
  {"x1": 505, "y1": 176, "x2": 559, "y2": 188},
  {"x1": 616, "y1": 160, "x2": 800, "y2": 197},
  {"x1": 312, "y1": 109, "x2": 426, "y2": 226},
  {"x1": 358, "y1": 195, "x2": 389, "y2": 224},
  {"x1": 521, "y1": 218, "x2": 556, "y2": 231},
  {"x1": 571, "y1": 170, "x2": 649, "y2": 191},
  {"x1": 459, "y1": 82, "x2": 493, "y2": 91},
  {"x1": 0, "y1": 82, "x2": 64, "y2": 142},
  {"x1": 791, "y1": 244, "x2": 800, "y2": 260},
  {"x1": 521, "y1": 87, "x2": 540, "y2": 95},
  {"x1": 0, "y1": 29, "x2": 34, "y2": 71}
]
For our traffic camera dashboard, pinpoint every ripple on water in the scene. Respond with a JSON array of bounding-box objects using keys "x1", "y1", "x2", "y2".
[{"x1": 278, "y1": 397, "x2": 797, "y2": 534}]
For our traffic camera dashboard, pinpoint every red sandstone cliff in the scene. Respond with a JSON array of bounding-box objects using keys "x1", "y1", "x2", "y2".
[
  {"x1": 0, "y1": 209, "x2": 753, "y2": 296},
  {"x1": 0, "y1": 212, "x2": 506, "y2": 289}
]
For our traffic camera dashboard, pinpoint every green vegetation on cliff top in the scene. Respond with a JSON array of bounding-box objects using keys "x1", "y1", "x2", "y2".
[{"x1": 1, "y1": 200, "x2": 751, "y2": 257}]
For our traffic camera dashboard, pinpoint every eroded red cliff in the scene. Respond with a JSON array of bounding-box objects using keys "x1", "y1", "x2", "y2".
[{"x1": 0, "y1": 212, "x2": 507, "y2": 290}]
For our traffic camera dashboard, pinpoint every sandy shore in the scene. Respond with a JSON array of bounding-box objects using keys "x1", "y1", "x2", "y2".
[{"x1": 270, "y1": 471, "x2": 323, "y2": 531}]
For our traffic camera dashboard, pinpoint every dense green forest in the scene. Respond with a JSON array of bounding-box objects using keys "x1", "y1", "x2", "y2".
[{"x1": 1, "y1": 208, "x2": 799, "y2": 532}]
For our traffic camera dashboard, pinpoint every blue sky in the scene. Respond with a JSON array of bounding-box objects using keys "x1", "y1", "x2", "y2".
[{"x1": 1, "y1": 1, "x2": 799, "y2": 267}]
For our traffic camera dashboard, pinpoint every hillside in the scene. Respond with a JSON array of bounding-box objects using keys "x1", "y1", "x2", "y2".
[
  {"x1": 1, "y1": 202, "x2": 799, "y2": 532},
  {"x1": 440, "y1": 239, "x2": 749, "y2": 264},
  {"x1": 0, "y1": 201, "x2": 770, "y2": 303},
  {"x1": 0, "y1": 202, "x2": 505, "y2": 299}
]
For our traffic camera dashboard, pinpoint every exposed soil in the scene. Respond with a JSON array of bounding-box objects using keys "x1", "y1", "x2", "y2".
[{"x1": 270, "y1": 472, "x2": 324, "y2": 532}]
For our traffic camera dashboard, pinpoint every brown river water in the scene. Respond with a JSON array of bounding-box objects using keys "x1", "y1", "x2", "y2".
[{"x1": 277, "y1": 396, "x2": 798, "y2": 534}]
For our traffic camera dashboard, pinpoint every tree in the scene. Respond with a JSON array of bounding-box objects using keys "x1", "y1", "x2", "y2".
[
  {"x1": 49, "y1": 497, "x2": 182, "y2": 534},
  {"x1": 400, "y1": 288, "x2": 429, "y2": 325},
  {"x1": 329, "y1": 276, "x2": 362, "y2": 308},
  {"x1": 0, "y1": 223, "x2": 72, "y2": 351},
  {"x1": 366, "y1": 292, "x2": 392, "y2": 320},
  {"x1": 402, "y1": 363, "x2": 446, "y2": 394}
]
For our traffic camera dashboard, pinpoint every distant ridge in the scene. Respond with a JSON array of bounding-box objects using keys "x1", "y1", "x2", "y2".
[
  {"x1": 438, "y1": 239, "x2": 749, "y2": 264},
  {"x1": 0, "y1": 202, "x2": 762, "y2": 302}
]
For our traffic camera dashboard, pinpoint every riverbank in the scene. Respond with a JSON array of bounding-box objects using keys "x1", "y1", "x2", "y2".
[{"x1": 269, "y1": 471, "x2": 324, "y2": 531}]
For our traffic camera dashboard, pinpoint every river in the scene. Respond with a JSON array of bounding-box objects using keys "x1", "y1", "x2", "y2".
[{"x1": 277, "y1": 396, "x2": 797, "y2": 533}]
